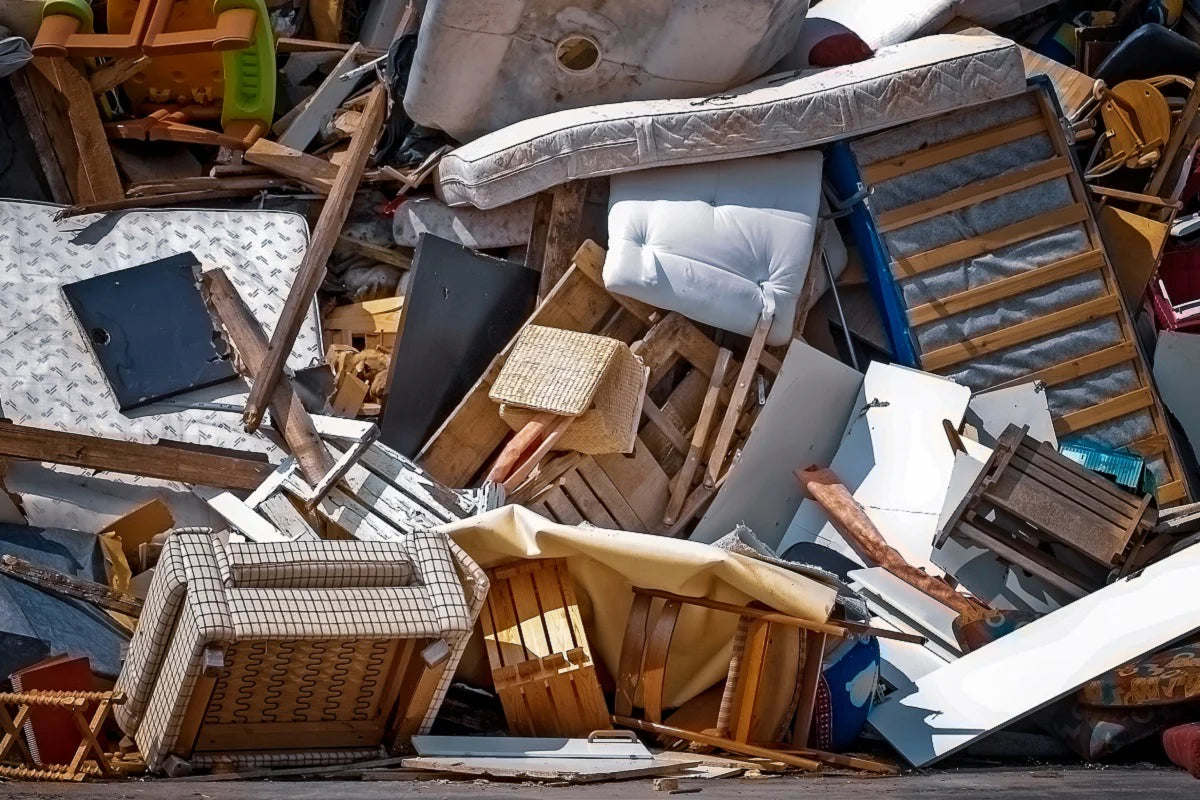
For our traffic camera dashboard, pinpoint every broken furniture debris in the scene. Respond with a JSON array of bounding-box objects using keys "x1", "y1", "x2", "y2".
[{"x1": 9, "y1": 0, "x2": 1200, "y2": 788}]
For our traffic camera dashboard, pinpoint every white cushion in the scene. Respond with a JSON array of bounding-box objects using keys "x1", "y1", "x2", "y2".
[{"x1": 605, "y1": 151, "x2": 822, "y2": 346}]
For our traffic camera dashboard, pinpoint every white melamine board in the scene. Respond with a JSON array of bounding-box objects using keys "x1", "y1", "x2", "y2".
[
  {"x1": 964, "y1": 382, "x2": 1056, "y2": 449},
  {"x1": 848, "y1": 567, "x2": 961, "y2": 659},
  {"x1": 869, "y1": 540, "x2": 1200, "y2": 766},
  {"x1": 692, "y1": 340, "x2": 863, "y2": 549},
  {"x1": 777, "y1": 362, "x2": 970, "y2": 570}
]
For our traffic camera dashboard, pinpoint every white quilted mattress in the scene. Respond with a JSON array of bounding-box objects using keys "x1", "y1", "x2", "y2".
[{"x1": 436, "y1": 34, "x2": 1026, "y2": 210}]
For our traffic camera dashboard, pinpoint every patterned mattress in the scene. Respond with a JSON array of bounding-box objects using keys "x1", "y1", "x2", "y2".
[{"x1": 436, "y1": 34, "x2": 1027, "y2": 209}]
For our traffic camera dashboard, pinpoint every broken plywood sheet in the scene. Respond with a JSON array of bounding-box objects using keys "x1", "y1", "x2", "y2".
[
  {"x1": 692, "y1": 340, "x2": 863, "y2": 550},
  {"x1": 777, "y1": 363, "x2": 970, "y2": 571},
  {"x1": 869, "y1": 539, "x2": 1200, "y2": 767}
]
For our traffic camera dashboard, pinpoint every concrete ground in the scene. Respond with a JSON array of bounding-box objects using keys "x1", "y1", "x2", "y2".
[{"x1": 2, "y1": 766, "x2": 1195, "y2": 799}]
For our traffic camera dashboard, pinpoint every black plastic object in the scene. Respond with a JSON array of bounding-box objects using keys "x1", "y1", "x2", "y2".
[
  {"x1": 1095, "y1": 24, "x2": 1200, "y2": 84},
  {"x1": 62, "y1": 252, "x2": 237, "y2": 411},
  {"x1": 379, "y1": 234, "x2": 539, "y2": 458}
]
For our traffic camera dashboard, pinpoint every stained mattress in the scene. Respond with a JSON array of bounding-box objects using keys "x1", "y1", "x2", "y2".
[{"x1": 436, "y1": 34, "x2": 1027, "y2": 210}]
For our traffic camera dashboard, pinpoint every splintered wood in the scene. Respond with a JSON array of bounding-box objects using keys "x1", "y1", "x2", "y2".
[{"x1": 480, "y1": 559, "x2": 610, "y2": 738}]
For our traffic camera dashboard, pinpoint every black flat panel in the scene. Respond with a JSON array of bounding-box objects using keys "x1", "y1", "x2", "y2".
[
  {"x1": 63, "y1": 252, "x2": 238, "y2": 411},
  {"x1": 380, "y1": 234, "x2": 539, "y2": 458}
]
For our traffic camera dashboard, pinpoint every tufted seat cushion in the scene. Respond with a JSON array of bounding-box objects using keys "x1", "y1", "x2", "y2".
[{"x1": 605, "y1": 151, "x2": 823, "y2": 346}]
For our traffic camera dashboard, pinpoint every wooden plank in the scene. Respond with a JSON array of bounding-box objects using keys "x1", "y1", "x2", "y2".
[
  {"x1": 1053, "y1": 388, "x2": 1154, "y2": 436},
  {"x1": 541, "y1": 486, "x2": 583, "y2": 526},
  {"x1": 990, "y1": 341, "x2": 1137, "y2": 391},
  {"x1": 560, "y1": 471, "x2": 618, "y2": 529},
  {"x1": 876, "y1": 156, "x2": 1072, "y2": 233},
  {"x1": 27, "y1": 57, "x2": 122, "y2": 204},
  {"x1": 894, "y1": 204, "x2": 1088, "y2": 278},
  {"x1": 907, "y1": 250, "x2": 1105, "y2": 327},
  {"x1": 9, "y1": 70, "x2": 72, "y2": 204},
  {"x1": 921, "y1": 294, "x2": 1121, "y2": 372},
  {"x1": 862, "y1": 115, "x2": 1047, "y2": 184},
  {"x1": 243, "y1": 84, "x2": 388, "y2": 432},
  {"x1": 641, "y1": 397, "x2": 688, "y2": 455},
  {"x1": 1158, "y1": 480, "x2": 1188, "y2": 504},
  {"x1": 705, "y1": 316, "x2": 770, "y2": 487},
  {"x1": 613, "y1": 716, "x2": 821, "y2": 772},
  {"x1": 244, "y1": 139, "x2": 338, "y2": 193},
  {"x1": 594, "y1": 438, "x2": 671, "y2": 531},
  {"x1": 576, "y1": 458, "x2": 645, "y2": 531},
  {"x1": 665, "y1": 349, "x2": 730, "y2": 527},
  {"x1": 535, "y1": 182, "x2": 589, "y2": 300},
  {"x1": 203, "y1": 270, "x2": 336, "y2": 484},
  {"x1": 310, "y1": 0, "x2": 347, "y2": 44},
  {"x1": 0, "y1": 422, "x2": 272, "y2": 491}
]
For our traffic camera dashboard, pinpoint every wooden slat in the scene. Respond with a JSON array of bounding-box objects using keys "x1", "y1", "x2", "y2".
[
  {"x1": 576, "y1": 459, "x2": 645, "y2": 531},
  {"x1": 0, "y1": 422, "x2": 272, "y2": 491},
  {"x1": 989, "y1": 341, "x2": 1137, "y2": 391},
  {"x1": 876, "y1": 156, "x2": 1072, "y2": 233},
  {"x1": 541, "y1": 486, "x2": 583, "y2": 526},
  {"x1": 560, "y1": 471, "x2": 619, "y2": 529},
  {"x1": 862, "y1": 115, "x2": 1047, "y2": 184},
  {"x1": 894, "y1": 204, "x2": 1088, "y2": 278},
  {"x1": 1157, "y1": 480, "x2": 1187, "y2": 504},
  {"x1": 1053, "y1": 388, "x2": 1154, "y2": 436},
  {"x1": 922, "y1": 294, "x2": 1121, "y2": 372},
  {"x1": 907, "y1": 250, "x2": 1105, "y2": 326}
]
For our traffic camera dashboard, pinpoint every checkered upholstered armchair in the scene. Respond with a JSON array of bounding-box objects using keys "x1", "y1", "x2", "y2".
[{"x1": 113, "y1": 529, "x2": 487, "y2": 772}]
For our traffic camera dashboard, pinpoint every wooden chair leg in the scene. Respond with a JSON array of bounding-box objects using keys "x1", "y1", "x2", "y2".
[
  {"x1": 792, "y1": 631, "x2": 828, "y2": 749},
  {"x1": 663, "y1": 348, "x2": 730, "y2": 527},
  {"x1": 501, "y1": 416, "x2": 573, "y2": 493},
  {"x1": 705, "y1": 313, "x2": 772, "y2": 487},
  {"x1": 731, "y1": 618, "x2": 771, "y2": 743}
]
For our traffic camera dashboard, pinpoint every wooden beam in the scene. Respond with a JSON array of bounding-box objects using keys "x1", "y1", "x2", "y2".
[
  {"x1": 894, "y1": 204, "x2": 1088, "y2": 278},
  {"x1": 0, "y1": 554, "x2": 142, "y2": 616},
  {"x1": 907, "y1": 250, "x2": 1105, "y2": 327},
  {"x1": 202, "y1": 270, "x2": 335, "y2": 485},
  {"x1": 244, "y1": 139, "x2": 337, "y2": 193},
  {"x1": 862, "y1": 115, "x2": 1047, "y2": 184},
  {"x1": 533, "y1": 181, "x2": 589, "y2": 300},
  {"x1": 9, "y1": 69, "x2": 72, "y2": 204},
  {"x1": 242, "y1": 83, "x2": 388, "y2": 432},
  {"x1": 921, "y1": 293, "x2": 1121, "y2": 371},
  {"x1": 0, "y1": 422, "x2": 273, "y2": 491},
  {"x1": 876, "y1": 156, "x2": 1072, "y2": 233},
  {"x1": 25, "y1": 57, "x2": 123, "y2": 204}
]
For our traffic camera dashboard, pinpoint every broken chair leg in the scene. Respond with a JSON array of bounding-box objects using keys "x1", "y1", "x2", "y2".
[
  {"x1": 663, "y1": 347, "x2": 731, "y2": 527},
  {"x1": 704, "y1": 312, "x2": 772, "y2": 488}
]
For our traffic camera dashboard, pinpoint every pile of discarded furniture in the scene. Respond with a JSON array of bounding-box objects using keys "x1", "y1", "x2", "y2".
[{"x1": 8, "y1": 0, "x2": 1200, "y2": 787}]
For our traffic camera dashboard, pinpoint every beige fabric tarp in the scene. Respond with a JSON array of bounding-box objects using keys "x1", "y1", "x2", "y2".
[{"x1": 441, "y1": 505, "x2": 837, "y2": 709}]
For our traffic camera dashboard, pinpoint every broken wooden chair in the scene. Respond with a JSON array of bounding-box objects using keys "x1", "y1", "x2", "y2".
[
  {"x1": 479, "y1": 558, "x2": 610, "y2": 737},
  {"x1": 0, "y1": 690, "x2": 127, "y2": 781},
  {"x1": 485, "y1": 326, "x2": 648, "y2": 494},
  {"x1": 1075, "y1": 76, "x2": 1194, "y2": 179},
  {"x1": 612, "y1": 587, "x2": 913, "y2": 774}
]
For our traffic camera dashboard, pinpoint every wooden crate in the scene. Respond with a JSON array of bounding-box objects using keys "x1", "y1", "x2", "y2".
[
  {"x1": 937, "y1": 424, "x2": 1156, "y2": 599},
  {"x1": 480, "y1": 559, "x2": 610, "y2": 738}
]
